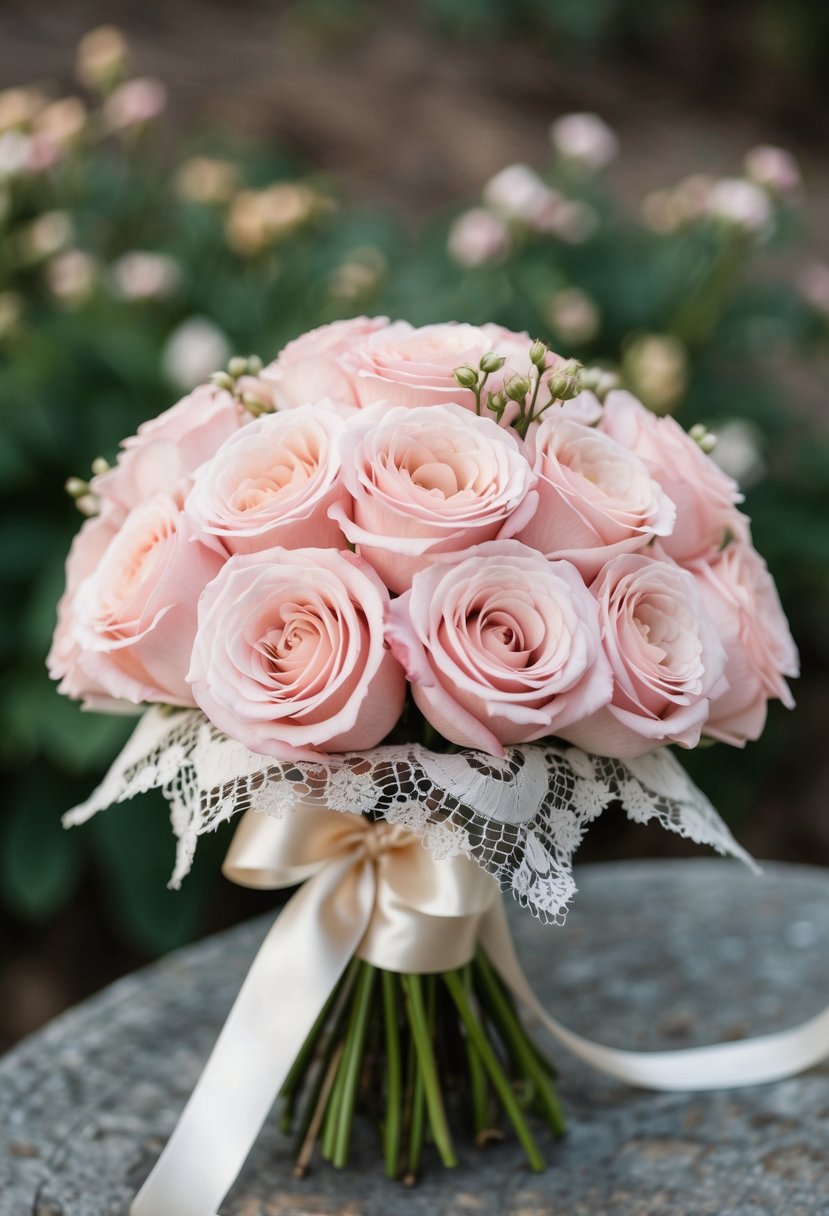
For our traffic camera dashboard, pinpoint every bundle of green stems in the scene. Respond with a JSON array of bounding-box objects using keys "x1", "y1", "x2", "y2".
[{"x1": 280, "y1": 951, "x2": 566, "y2": 1183}]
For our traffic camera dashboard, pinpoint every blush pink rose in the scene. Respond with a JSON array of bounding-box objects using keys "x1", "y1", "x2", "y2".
[
  {"x1": 71, "y1": 493, "x2": 223, "y2": 705},
  {"x1": 92, "y1": 382, "x2": 248, "y2": 519},
  {"x1": 188, "y1": 546, "x2": 405, "y2": 759},
  {"x1": 184, "y1": 402, "x2": 348, "y2": 555},
  {"x1": 329, "y1": 402, "x2": 538, "y2": 592},
  {"x1": 385, "y1": 540, "x2": 612, "y2": 755},
  {"x1": 517, "y1": 414, "x2": 676, "y2": 580},
  {"x1": 340, "y1": 320, "x2": 537, "y2": 411},
  {"x1": 560, "y1": 553, "x2": 728, "y2": 758},
  {"x1": 261, "y1": 316, "x2": 389, "y2": 410},
  {"x1": 47, "y1": 512, "x2": 122, "y2": 707},
  {"x1": 600, "y1": 390, "x2": 748, "y2": 563},
  {"x1": 693, "y1": 542, "x2": 798, "y2": 745}
]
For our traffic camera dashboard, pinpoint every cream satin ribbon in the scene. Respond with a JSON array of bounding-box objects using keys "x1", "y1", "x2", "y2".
[{"x1": 131, "y1": 808, "x2": 829, "y2": 1216}]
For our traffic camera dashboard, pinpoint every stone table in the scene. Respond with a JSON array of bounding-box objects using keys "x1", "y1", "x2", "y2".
[{"x1": 2, "y1": 859, "x2": 828, "y2": 1216}]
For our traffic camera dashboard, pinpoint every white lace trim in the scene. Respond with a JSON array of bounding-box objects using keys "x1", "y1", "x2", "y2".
[{"x1": 64, "y1": 707, "x2": 757, "y2": 923}]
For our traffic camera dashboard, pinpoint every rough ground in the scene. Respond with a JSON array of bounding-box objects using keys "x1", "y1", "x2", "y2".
[{"x1": 2, "y1": 861, "x2": 828, "y2": 1215}]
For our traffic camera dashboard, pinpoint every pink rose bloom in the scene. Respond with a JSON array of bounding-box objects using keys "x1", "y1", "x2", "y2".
[
  {"x1": 447, "y1": 208, "x2": 510, "y2": 268},
  {"x1": 600, "y1": 391, "x2": 747, "y2": 563},
  {"x1": 693, "y1": 543, "x2": 798, "y2": 746},
  {"x1": 184, "y1": 402, "x2": 348, "y2": 555},
  {"x1": 341, "y1": 320, "x2": 535, "y2": 411},
  {"x1": 47, "y1": 512, "x2": 121, "y2": 708},
  {"x1": 386, "y1": 540, "x2": 612, "y2": 756},
  {"x1": 71, "y1": 493, "x2": 223, "y2": 706},
  {"x1": 93, "y1": 383, "x2": 248, "y2": 520},
  {"x1": 261, "y1": 316, "x2": 389, "y2": 410},
  {"x1": 329, "y1": 403, "x2": 538, "y2": 592},
  {"x1": 517, "y1": 414, "x2": 676, "y2": 580},
  {"x1": 188, "y1": 547, "x2": 405, "y2": 759},
  {"x1": 561, "y1": 554, "x2": 728, "y2": 758}
]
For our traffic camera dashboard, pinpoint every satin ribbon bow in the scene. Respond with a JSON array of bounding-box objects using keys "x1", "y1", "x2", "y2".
[
  {"x1": 130, "y1": 806, "x2": 500, "y2": 1216},
  {"x1": 131, "y1": 807, "x2": 829, "y2": 1216}
]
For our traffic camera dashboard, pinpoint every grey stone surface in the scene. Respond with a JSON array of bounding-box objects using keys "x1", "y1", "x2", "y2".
[{"x1": 1, "y1": 859, "x2": 828, "y2": 1215}]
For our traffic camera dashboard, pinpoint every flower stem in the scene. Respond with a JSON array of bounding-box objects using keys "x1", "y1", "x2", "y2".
[
  {"x1": 279, "y1": 969, "x2": 345, "y2": 1133},
  {"x1": 404, "y1": 1033, "x2": 426, "y2": 1186},
  {"x1": 292, "y1": 962, "x2": 358, "y2": 1160},
  {"x1": 443, "y1": 969, "x2": 546, "y2": 1172},
  {"x1": 293, "y1": 1042, "x2": 344, "y2": 1179},
  {"x1": 382, "y1": 970, "x2": 403, "y2": 1179},
  {"x1": 461, "y1": 964, "x2": 490, "y2": 1140},
  {"x1": 332, "y1": 961, "x2": 376, "y2": 1168},
  {"x1": 474, "y1": 954, "x2": 565, "y2": 1137},
  {"x1": 401, "y1": 974, "x2": 458, "y2": 1169}
]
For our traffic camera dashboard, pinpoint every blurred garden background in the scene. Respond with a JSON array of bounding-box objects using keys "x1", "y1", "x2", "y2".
[{"x1": 1, "y1": 0, "x2": 828, "y2": 1051}]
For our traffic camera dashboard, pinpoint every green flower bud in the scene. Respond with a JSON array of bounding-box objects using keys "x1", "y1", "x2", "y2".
[
  {"x1": 76, "y1": 493, "x2": 99, "y2": 517},
  {"x1": 453, "y1": 363, "x2": 480, "y2": 389},
  {"x1": 65, "y1": 476, "x2": 88, "y2": 498},
  {"x1": 486, "y1": 390, "x2": 507, "y2": 416},
  {"x1": 479, "y1": 351, "x2": 506, "y2": 374},
  {"x1": 242, "y1": 392, "x2": 275, "y2": 416},
  {"x1": 580, "y1": 366, "x2": 619, "y2": 401},
  {"x1": 546, "y1": 360, "x2": 583, "y2": 401},
  {"x1": 90, "y1": 456, "x2": 110, "y2": 477},
  {"x1": 246, "y1": 353, "x2": 263, "y2": 375},
  {"x1": 227, "y1": 355, "x2": 249, "y2": 379},
  {"x1": 210, "y1": 370, "x2": 235, "y2": 391},
  {"x1": 504, "y1": 372, "x2": 532, "y2": 402},
  {"x1": 579, "y1": 366, "x2": 602, "y2": 391},
  {"x1": 529, "y1": 340, "x2": 547, "y2": 367},
  {"x1": 593, "y1": 370, "x2": 620, "y2": 400},
  {"x1": 688, "y1": 423, "x2": 707, "y2": 442}
]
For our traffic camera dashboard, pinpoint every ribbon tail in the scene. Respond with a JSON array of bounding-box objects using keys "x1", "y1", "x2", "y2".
[
  {"x1": 131, "y1": 854, "x2": 373, "y2": 1216},
  {"x1": 480, "y1": 903, "x2": 829, "y2": 1092}
]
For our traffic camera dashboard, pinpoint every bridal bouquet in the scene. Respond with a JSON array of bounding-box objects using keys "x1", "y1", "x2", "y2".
[{"x1": 49, "y1": 318, "x2": 799, "y2": 1211}]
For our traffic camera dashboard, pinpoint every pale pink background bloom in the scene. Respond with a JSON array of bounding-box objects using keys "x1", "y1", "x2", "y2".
[
  {"x1": 386, "y1": 540, "x2": 612, "y2": 755},
  {"x1": 560, "y1": 553, "x2": 728, "y2": 758},
  {"x1": 111, "y1": 251, "x2": 181, "y2": 301},
  {"x1": 330, "y1": 402, "x2": 538, "y2": 592},
  {"x1": 550, "y1": 113, "x2": 619, "y2": 169},
  {"x1": 743, "y1": 145, "x2": 800, "y2": 195},
  {"x1": 706, "y1": 178, "x2": 772, "y2": 235},
  {"x1": 188, "y1": 546, "x2": 405, "y2": 759},
  {"x1": 482, "y1": 164, "x2": 564, "y2": 230},
  {"x1": 103, "y1": 78, "x2": 167, "y2": 131},
  {"x1": 161, "y1": 317, "x2": 232, "y2": 391},
  {"x1": 448, "y1": 207, "x2": 511, "y2": 268}
]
